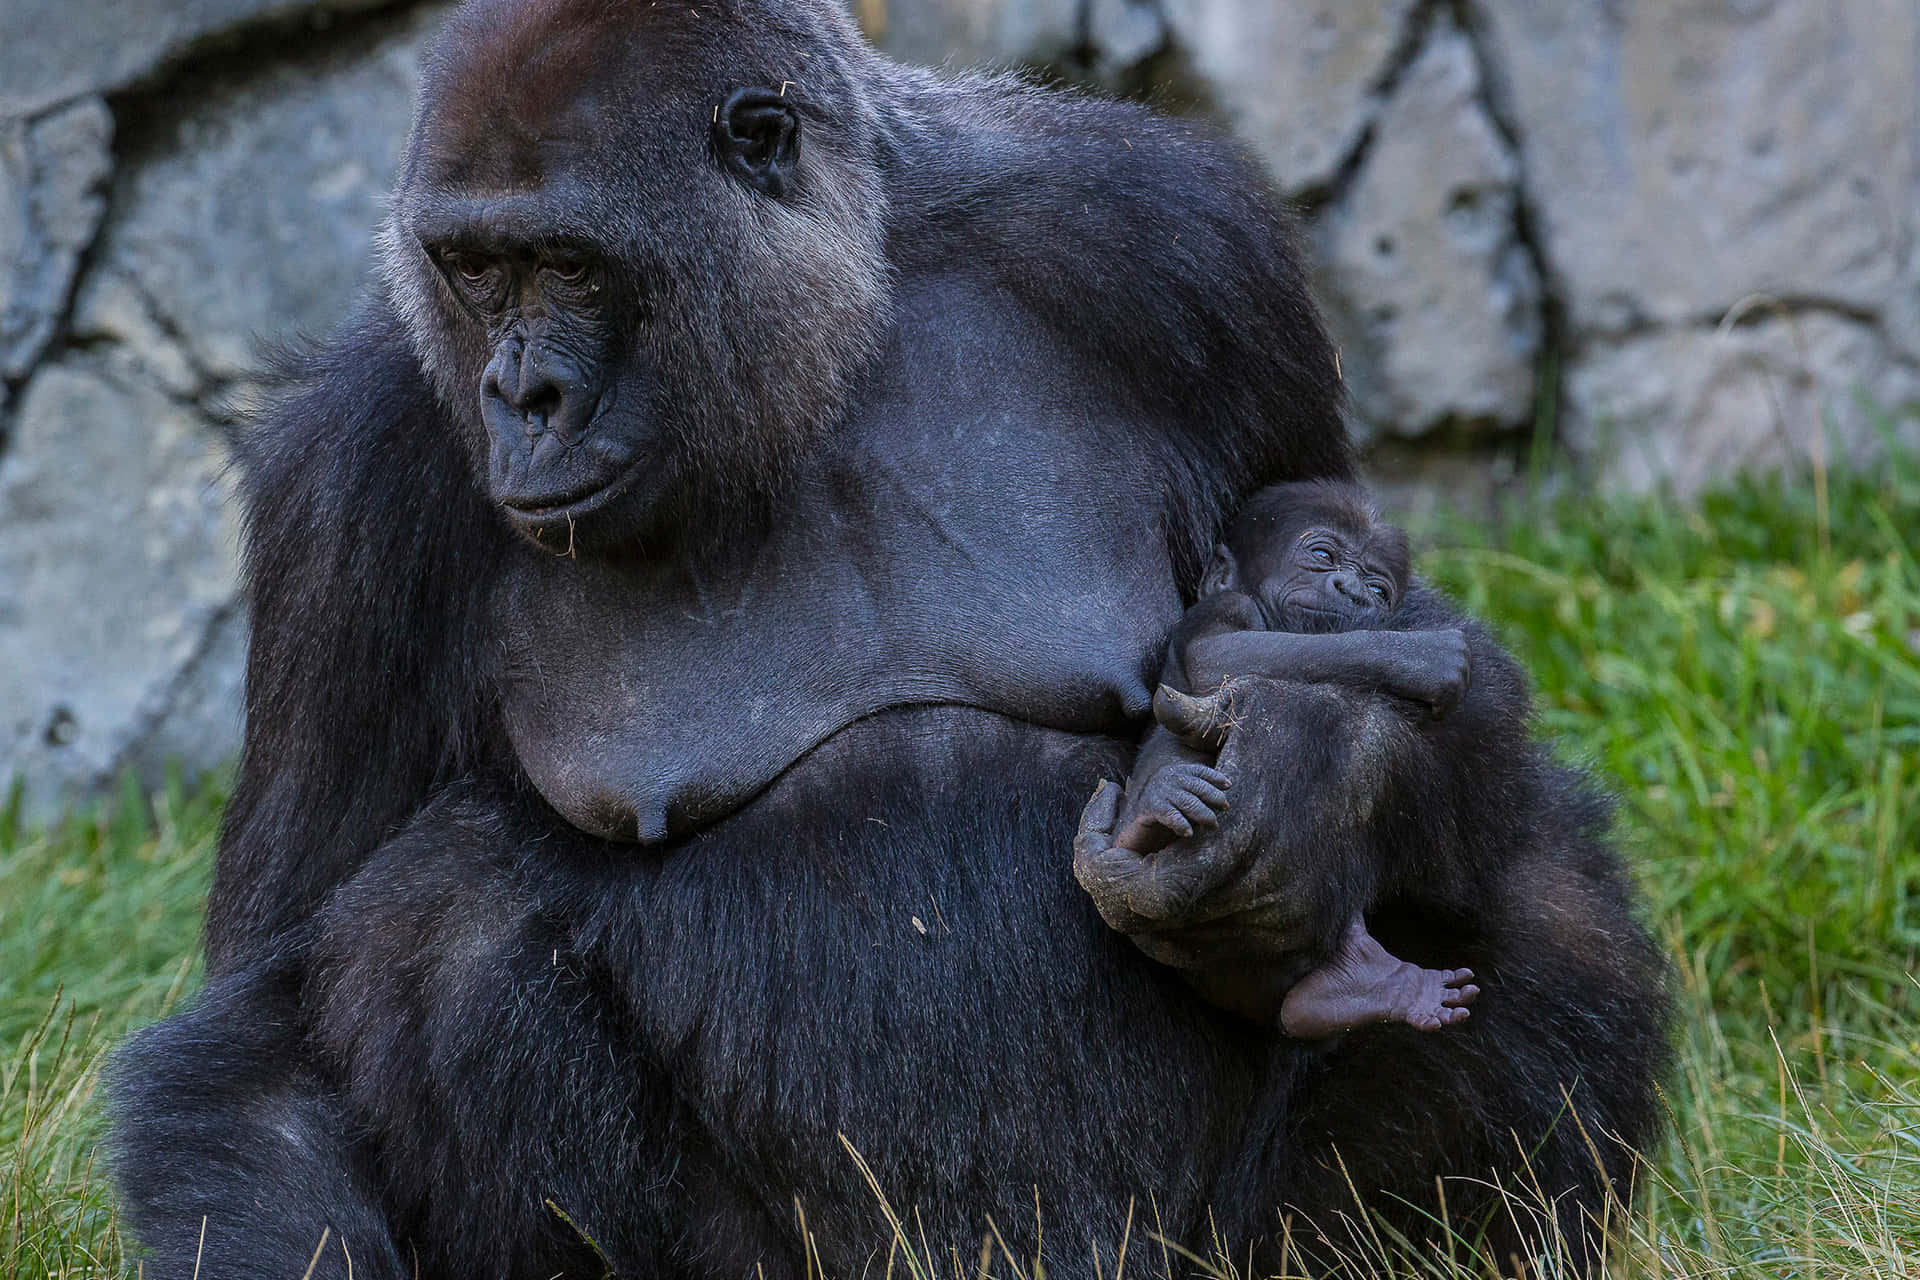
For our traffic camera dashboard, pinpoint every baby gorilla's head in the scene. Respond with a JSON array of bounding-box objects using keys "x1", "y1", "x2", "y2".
[{"x1": 1203, "y1": 481, "x2": 1411, "y2": 633}]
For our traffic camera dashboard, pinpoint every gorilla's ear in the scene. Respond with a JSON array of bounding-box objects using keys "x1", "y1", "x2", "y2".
[
  {"x1": 716, "y1": 88, "x2": 800, "y2": 198},
  {"x1": 1200, "y1": 544, "x2": 1239, "y2": 596}
]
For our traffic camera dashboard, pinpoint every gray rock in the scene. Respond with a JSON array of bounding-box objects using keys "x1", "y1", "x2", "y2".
[
  {"x1": 0, "y1": 360, "x2": 239, "y2": 820},
  {"x1": 69, "y1": 267, "x2": 205, "y2": 398},
  {"x1": 0, "y1": 99, "x2": 114, "y2": 383},
  {"x1": 1316, "y1": 23, "x2": 1540, "y2": 439},
  {"x1": 87, "y1": 4, "x2": 444, "y2": 382},
  {"x1": 1473, "y1": 0, "x2": 1919, "y2": 334},
  {"x1": 851, "y1": 0, "x2": 1082, "y2": 68},
  {"x1": 0, "y1": 0, "x2": 394, "y2": 118},
  {"x1": 1088, "y1": 0, "x2": 1166, "y2": 74},
  {"x1": 1566, "y1": 313, "x2": 1920, "y2": 497},
  {"x1": 1162, "y1": 0, "x2": 1419, "y2": 196}
]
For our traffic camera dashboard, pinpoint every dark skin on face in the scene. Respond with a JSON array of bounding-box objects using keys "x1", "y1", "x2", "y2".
[
  {"x1": 404, "y1": 82, "x2": 811, "y2": 546},
  {"x1": 1095, "y1": 484, "x2": 1478, "y2": 1039}
]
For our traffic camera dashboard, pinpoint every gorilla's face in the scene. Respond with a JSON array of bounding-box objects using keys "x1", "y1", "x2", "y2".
[
  {"x1": 421, "y1": 234, "x2": 645, "y2": 535},
  {"x1": 1201, "y1": 483, "x2": 1412, "y2": 635},
  {"x1": 1248, "y1": 523, "x2": 1406, "y2": 634},
  {"x1": 380, "y1": 0, "x2": 894, "y2": 552}
]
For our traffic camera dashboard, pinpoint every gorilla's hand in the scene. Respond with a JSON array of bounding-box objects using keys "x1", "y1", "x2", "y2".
[
  {"x1": 1075, "y1": 778, "x2": 1238, "y2": 932},
  {"x1": 1075, "y1": 677, "x2": 1393, "y2": 1021},
  {"x1": 1373, "y1": 628, "x2": 1472, "y2": 718}
]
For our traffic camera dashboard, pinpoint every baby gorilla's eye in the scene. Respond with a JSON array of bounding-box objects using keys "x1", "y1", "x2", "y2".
[
  {"x1": 1369, "y1": 582, "x2": 1390, "y2": 601},
  {"x1": 1314, "y1": 545, "x2": 1336, "y2": 565}
]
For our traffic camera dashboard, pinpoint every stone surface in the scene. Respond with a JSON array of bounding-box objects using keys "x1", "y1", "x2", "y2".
[
  {"x1": 1161, "y1": 0, "x2": 1420, "y2": 196},
  {"x1": 0, "y1": 99, "x2": 114, "y2": 383},
  {"x1": 1474, "y1": 0, "x2": 1920, "y2": 334},
  {"x1": 0, "y1": 361, "x2": 239, "y2": 816},
  {"x1": 1566, "y1": 313, "x2": 1920, "y2": 496},
  {"x1": 68, "y1": 268, "x2": 206, "y2": 399},
  {"x1": 851, "y1": 0, "x2": 1082, "y2": 68},
  {"x1": 1088, "y1": 0, "x2": 1167, "y2": 74},
  {"x1": 1315, "y1": 23, "x2": 1540, "y2": 439},
  {"x1": 87, "y1": 6, "x2": 443, "y2": 382},
  {"x1": 0, "y1": 0, "x2": 394, "y2": 118}
]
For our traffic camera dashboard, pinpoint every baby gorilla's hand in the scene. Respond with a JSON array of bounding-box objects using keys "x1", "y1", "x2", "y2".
[
  {"x1": 1376, "y1": 628, "x2": 1472, "y2": 718},
  {"x1": 1118, "y1": 762, "x2": 1231, "y2": 849}
]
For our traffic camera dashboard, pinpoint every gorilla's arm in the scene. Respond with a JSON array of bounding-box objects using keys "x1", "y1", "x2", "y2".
[
  {"x1": 205, "y1": 305, "x2": 511, "y2": 976},
  {"x1": 883, "y1": 74, "x2": 1351, "y2": 586}
]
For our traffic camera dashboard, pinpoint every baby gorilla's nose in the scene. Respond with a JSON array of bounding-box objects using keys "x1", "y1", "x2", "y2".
[{"x1": 1329, "y1": 570, "x2": 1369, "y2": 604}]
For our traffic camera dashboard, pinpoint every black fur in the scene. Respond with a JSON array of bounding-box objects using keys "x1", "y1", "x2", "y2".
[{"x1": 109, "y1": 2, "x2": 1662, "y2": 1276}]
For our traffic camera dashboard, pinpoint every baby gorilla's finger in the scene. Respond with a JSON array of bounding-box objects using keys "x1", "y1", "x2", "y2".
[
  {"x1": 1168, "y1": 788, "x2": 1222, "y2": 830},
  {"x1": 1442, "y1": 984, "x2": 1480, "y2": 1008},
  {"x1": 1153, "y1": 808, "x2": 1195, "y2": 838},
  {"x1": 1177, "y1": 776, "x2": 1230, "y2": 811}
]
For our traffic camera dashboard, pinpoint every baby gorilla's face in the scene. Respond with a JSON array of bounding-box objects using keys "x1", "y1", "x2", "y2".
[{"x1": 1252, "y1": 524, "x2": 1405, "y2": 633}]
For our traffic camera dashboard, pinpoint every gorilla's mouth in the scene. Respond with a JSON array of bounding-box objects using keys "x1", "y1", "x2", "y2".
[
  {"x1": 499, "y1": 455, "x2": 654, "y2": 526},
  {"x1": 1278, "y1": 601, "x2": 1362, "y2": 634}
]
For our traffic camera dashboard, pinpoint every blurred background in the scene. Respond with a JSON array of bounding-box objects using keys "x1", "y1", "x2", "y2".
[{"x1": 0, "y1": 0, "x2": 1914, "y2": 818}]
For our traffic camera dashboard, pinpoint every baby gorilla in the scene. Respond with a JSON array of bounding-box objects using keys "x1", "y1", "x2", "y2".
[{"x1": 1081, "y1": 481, "x2": 1478, "y2": 1039}]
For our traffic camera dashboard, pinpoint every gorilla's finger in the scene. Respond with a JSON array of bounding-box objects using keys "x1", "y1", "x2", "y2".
[
  {"x1": 1178, "y1": 777, "x2": 1230, "y2": 810},
  {"x1": 1073, "y1": 781, "x2": 1122, "y2": 858},
  {"x1": 1152, "y1": 685, "x2": 1231, "y2": 751}
]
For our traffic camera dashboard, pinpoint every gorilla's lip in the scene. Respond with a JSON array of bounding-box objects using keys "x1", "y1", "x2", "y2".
[{"x1": 499, "y1": 457, "x2": 651, "y2": 525}]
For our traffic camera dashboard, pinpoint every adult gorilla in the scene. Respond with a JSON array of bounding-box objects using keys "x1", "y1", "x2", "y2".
[{"x1": 109, "y1": 0, "x2": 1665, "y2": 1275}]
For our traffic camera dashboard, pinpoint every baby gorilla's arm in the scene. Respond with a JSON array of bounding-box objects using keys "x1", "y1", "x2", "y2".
[{"x1": 1181, "y1": 628, "x2": 1471, "y2": 718}]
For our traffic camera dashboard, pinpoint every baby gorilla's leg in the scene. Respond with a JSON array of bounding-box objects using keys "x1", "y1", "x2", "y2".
[
  {"x1": 1279, "y1": 918, "x2": 1478, "y2": 1040},
  {"x1": 1113, "y1": 762, "x2": 1232, "y2": 855}
]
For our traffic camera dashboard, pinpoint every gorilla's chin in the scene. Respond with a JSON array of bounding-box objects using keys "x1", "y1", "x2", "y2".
[{"x1": 495, "y1": 458, "x2": 682, "y2": 555}]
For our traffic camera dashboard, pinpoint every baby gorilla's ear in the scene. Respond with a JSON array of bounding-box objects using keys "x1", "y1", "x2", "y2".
[{"x1": 1200, "y1": 544, "x2": 1239, "y2": 597}]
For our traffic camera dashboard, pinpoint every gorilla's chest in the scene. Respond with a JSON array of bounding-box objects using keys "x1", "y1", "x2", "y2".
[{"x1": 496, "y1": 306, "x2": 1183, "y2": 844}]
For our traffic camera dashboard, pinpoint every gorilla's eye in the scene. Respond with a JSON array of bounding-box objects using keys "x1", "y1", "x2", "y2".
[
  {"x1": 444, "y1": 253, "x2": 490, "y2": 283},
  {"x1": 545, "y1": 258, "x2": 592, "y2": 286},
  {"x1": 438, "y1": 251, "x2": 507, "y2": 308},
  {"x1": 1313, "y1": 545, "x2": 1336, "y2": 565},
  {"x1": 1370, "y1": 581, "x2": 1391, "y2": 602}
]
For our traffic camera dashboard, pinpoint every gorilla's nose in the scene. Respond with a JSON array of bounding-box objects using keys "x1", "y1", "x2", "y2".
[
  {"x1": 1330, "y1": 570, "x2": 1368, "y2": 604},
  {"x1": 483, "y1": 347, "x2": 597, "y2": 443}
]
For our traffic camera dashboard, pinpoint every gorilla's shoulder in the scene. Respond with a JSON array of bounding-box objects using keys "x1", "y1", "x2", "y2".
[
  {"x1": 887, "y1": 69, "x2": 1351, "y2": 499},
  {"x1": 231, "y1": 299, "x2": 497, "y2": 564}
]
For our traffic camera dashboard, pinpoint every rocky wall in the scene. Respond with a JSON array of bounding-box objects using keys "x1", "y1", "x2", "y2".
[{"x1": 1, "y1": 0, "x2": 1915, "y2": 816}]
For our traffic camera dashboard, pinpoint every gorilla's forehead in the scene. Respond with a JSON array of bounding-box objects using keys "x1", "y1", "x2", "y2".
[{"x1": 414, "y1": 0, "x2": 725, "y2": 194}]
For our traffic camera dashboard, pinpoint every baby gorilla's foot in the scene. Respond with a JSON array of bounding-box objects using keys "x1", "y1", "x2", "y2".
[
  {"x1": 1279, "y1": 920, "x2": 1478, "y2": 1040},
  {"x1": 1111, "y1": 762, "x2": 1231, "y2": 855}
]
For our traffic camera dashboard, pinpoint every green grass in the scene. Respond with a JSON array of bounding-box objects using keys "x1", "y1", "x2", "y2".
[{"x1": 6, "y1": 441, "x2": 1920, "y2": 1277}]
